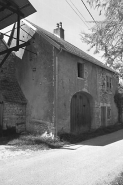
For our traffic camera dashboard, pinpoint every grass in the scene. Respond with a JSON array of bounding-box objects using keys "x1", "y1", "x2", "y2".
[
  {"x1": 0, "y1": 132, "x2": 65, "y2": 150},
  {"x1": 0, "y1": 123, "x2": 123, "y2": 150}
]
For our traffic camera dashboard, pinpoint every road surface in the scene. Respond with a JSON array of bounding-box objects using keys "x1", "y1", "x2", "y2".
[{"x1": 0, "y1": 129, "x2": 123, "y2": 185}]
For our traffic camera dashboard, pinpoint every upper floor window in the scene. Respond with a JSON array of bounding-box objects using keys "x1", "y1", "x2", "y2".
[
  {"x1": 106, "y1": 76, "x2": 112, "y2": 91},
  {"x1": 77, "y1": 63, "x2": 84, "y2": 78},
  {"x1": 107, "y1": 106, "x2": 111, "y2": 119}
]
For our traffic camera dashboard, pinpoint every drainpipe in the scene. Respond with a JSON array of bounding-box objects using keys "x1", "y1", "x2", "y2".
[
  {"x1": 54, "y1": 47, "x2": 62, "y2": 137},
  {"x1": 0, "y1": 102, "x2": 4, "y2": 137}
]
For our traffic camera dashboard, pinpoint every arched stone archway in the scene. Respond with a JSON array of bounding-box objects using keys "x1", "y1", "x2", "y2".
[{"x1": 70, "y1": 91, "x2": 93, "y2": 134}]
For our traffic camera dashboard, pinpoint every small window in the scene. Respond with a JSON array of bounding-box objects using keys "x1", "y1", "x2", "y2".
[
  {"x1": 77, "y1": 63, "x2": 84, "y2": 78},
  {"x1": 106, "y1": 76, "x2": 112, "y2": 91},
  {"x1": 102, "y1": 77, "x2": 106, "y2": 90},
  {"x1": 107, "y1": 106, "x2": 111, "y2": 119},
  {"x1": 106, "y1": 76, "x2": 109, "y2": 90},
  {"x1": 109, "y1": 77, "x2": 112, "y2": 89}
]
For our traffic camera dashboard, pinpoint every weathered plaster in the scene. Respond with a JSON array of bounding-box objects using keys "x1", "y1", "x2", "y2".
[
  {"x1": 10, "y1": 21, "x2": 119, "y2": 135},
  {"x1": 14, "y1": 29, "x2": 55, "y2": 134},
  {"x1": 55, "y1": 49, "x2": 118, "y2": 134}
]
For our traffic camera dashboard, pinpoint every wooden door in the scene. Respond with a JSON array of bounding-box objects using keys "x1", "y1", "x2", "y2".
[
  {"x1": 71, "y1": 93, "x2": 91, "y2": 133},
  {"x1": 101, "y1": 106, "x2": 106, "y2": 127}
]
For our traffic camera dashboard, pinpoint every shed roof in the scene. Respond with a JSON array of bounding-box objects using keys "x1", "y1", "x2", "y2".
[
  {"x1": 26, "y1": 20, "x2": 115, "y2": 73},
  {"x1": 0, "y1": 77, "x2": 27, "y2": 104},
  {"x1": 0, "y1": 39, "x2": 27, "y2": 104},
  {"x1": 0, "y1": 0, "x2": 36, "y2": 30}
]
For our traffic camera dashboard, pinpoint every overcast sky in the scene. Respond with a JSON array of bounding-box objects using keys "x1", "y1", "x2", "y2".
[
  {"x1": 27, "y1": 0, "x2": 105, "y2": 61},
  {"x1": 2, "y1": 0, "x2": 105, "y2": 62}
]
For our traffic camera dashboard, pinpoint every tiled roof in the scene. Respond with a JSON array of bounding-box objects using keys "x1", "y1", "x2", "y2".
[
  {"x1": 26, "y1": 20, "x2": 115, "y2": 73},
  {"x1": 0, "y1": 77, "x2": 27, "y2": 104}
]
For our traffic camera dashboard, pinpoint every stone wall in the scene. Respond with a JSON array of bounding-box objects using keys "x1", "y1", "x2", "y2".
[
  {"x1": 13, "y1": 22, "x2": 55, "y2": 135},
  {"x1": 94, "y1": 67, "x2": 118, "y2": 128},
  {"x1": 0, "y1": 40, "x2": 15, "y2": 80},
  {"x1": 0, "y1": 39, "x2": 27, "y2": 133},
  {"x1": 3, "y1": 102, "x2": 26, "y2": 133},
  {"x1": 56, "y1": 49, "x2": 118, "y2": 134}
]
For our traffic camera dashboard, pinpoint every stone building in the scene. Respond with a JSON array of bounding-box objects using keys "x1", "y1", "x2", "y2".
[
  {"x1": 0, "y1": 40, "x2": 27, "y2": 134},
  {"x1": 8, "y1": 20, "x2": 119, "y2": 135}
]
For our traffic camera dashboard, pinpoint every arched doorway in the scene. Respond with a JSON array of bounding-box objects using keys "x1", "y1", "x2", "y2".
[{"x1": 70, "y1": 92, "x2": 92, "y2": 134}]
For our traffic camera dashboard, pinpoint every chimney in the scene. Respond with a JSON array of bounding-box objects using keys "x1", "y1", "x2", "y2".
[{"x1": 53, "y1": 22, "x2": 64, "y2": 39}]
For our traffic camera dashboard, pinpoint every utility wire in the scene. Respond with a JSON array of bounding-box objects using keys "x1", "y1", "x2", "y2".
[
  {"x1": 69, "y1": 0, "x2": 87, "y2": 23},
  {"x1": 41, "y1": 1, "x2": 86, "y2": 28},
  {"x1": 65, "y1": 0, "x2": 89, "y2": 29},
  {"x1": 80, "y1": 0, "x2": 97, "y2": 25}
]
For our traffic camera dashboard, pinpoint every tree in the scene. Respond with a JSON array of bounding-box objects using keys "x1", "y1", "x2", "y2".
[{"x1": 81, "y1": 0, "x2": 123, "y2": 76}]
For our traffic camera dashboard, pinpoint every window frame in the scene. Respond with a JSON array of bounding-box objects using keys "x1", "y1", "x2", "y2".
[
  {"x1": 107, "y1": 106, "x2": 111, "y2": 120},
  {"x1": 77, "y1": 62, "x2": 84, "y2": 79},
  {"x1": 106, "y1": 75, "x2": 112, "y2": 91}
]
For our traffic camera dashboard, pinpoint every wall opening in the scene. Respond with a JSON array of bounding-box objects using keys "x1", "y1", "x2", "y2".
[
  {"x1": 70, "y1": 91, "x2": 93, "y2": 134},
  {"x1": 77, "y1": 63, "x2": 84, "y2": 78}
]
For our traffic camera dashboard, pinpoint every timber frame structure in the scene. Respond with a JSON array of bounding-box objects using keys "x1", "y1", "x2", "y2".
[{"x1": 0, "y1": 0, "x2": 36, "y2": 68}]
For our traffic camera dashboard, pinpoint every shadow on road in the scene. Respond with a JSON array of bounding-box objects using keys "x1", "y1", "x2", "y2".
[
  {"x1": 81, "y1": 130, "x2": 123, "y2": 146},
  {"x1": 62, "y1": 130, "x2": 123, "y2": 150}
]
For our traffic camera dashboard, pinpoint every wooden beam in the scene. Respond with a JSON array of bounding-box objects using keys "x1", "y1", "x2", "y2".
[
  {"x1": 0, "y1": 51, "x2": 11, "y2": 68},
  {"x1": 16, "y1": 13, "x2": 20, "y2": 48},
  {"x1": 0, "y1": 41, "x2": 30, "y2": 55}
]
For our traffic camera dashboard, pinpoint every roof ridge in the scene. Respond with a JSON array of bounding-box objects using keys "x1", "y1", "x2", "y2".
[
  {"x1": 26, "y1": 19, "x2": 92, "y2": 53},
  {"x1": 25, "y1": 19, "x2": 115, "y2": 73}
]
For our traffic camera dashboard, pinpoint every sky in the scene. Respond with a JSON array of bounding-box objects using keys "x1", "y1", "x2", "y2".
[{"x1": 1, "y1": 0, "x2": 105, "y2": 62}]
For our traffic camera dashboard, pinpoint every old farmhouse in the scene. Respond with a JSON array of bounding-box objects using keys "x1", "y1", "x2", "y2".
[{"x1": 4, "y1": 20, "x2": 119, "y2": 136}]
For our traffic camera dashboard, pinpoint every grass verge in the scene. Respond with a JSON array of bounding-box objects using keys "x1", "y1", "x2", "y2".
[
  {"x1": 0, "y1": 123, "x2": 123, "y2": 150},
  {"x1": 0, "y1": 133, "x2": 65, "y2": 150}
]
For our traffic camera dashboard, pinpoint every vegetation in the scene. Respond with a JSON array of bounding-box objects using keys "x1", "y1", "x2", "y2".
[
  {"x1": 0, "y1": 133, "x2": 64, "y2": 150},
  {"x1": 0, "y1": 123, "x2": 123, "y2": 150},
  {"x1": 81, "y1": 0, "x2": 123, "y2": 76},
  {"x1": 114, "y1": 91, "x2": 123, "y2": 122}
]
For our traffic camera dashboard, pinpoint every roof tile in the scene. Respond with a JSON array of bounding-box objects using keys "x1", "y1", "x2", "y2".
[
  {"x1": 26, "y1": 20, "x2": 115, "y2": 73},
  {"x1": 0, "y1": 77, "x2": 27, "y2": 104}
]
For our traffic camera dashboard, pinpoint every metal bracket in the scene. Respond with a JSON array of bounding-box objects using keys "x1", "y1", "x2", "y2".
[{"x1": 0, "y1": 41, "x2": 30, "y2": 55}]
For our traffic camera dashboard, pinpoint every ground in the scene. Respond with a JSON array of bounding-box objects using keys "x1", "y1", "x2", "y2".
[
  {"x1": 0, "y1": 145, "x2": 46, "y2": 160},
  {"x1": 0, "y1": 129, "x2": 123, "y2": 185}
]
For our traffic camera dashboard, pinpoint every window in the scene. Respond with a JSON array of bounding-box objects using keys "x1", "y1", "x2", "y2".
[
  {"x1": 106, "y1": 76, "x2": 112, "y2": 91},
  {"x1": 109, "y1": 77, "x2": 112, "y2": 89},
  {"x1": 101, "y1": 106, "x2": 106, "y2": 126},
  {"x1": 107, "y1": 106, "x2": 111, "y2": 119},
  {"x1": 102, "y1": 76, "x2": 106, "y2": 90},
  {"x1": 77, "y1": 63, "x2": 84, "y2": 78}
]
